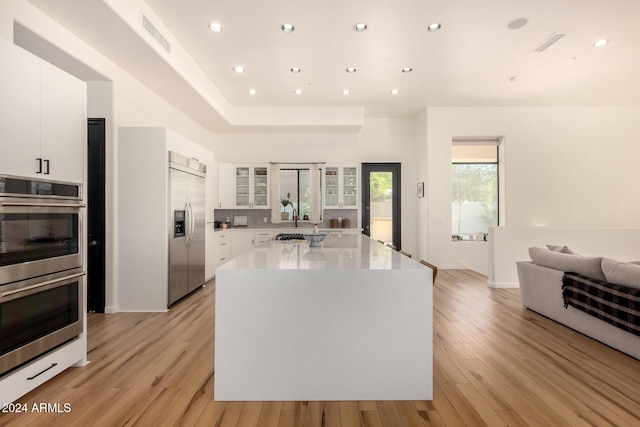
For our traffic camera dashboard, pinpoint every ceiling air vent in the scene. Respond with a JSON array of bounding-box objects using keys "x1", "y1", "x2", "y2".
[
  {"x1": 142, "y1": 15, "x2": 171, "y2": 54},
  {"x1": 533, "y1": 33, "x2": 566, "y2": 52}
]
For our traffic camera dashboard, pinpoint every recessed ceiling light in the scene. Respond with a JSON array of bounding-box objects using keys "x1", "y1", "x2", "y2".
[
  {"x1": 353, "y1": 22, "x2": 367, "y2": 32},
  {"x1": 233, "y1": 66, "x2": 245, "y2": 73},
  {"x1": 248, "y1": 89, "x2": 257, "y2": 95},
  {"x1": 290, "y1": 67, "x2": 301, "y2": 73},
  {"x1": 208, "y1": 22, "x2": 223, "y2": 32},
  {"x1": 294, "y1": 89, "x2": 303, "y2": 95},
  {"x1": 402, "y1": 67, "x2": 413, "y2": 73},
  {"x1": 346, "y1": 67, "x2": 357, "y2": 73},
  {"x1": 342, "y1": 89, "x2": 351, "y2": 95},
  {"x1": 391, "y1": 89, "x2": 400, "y2": 95},
  {"x1": 427, "y1": 23, "x2": 441, "y2": 32},
  {"x1": 507, "y1": 18, "x2": 528, "y2": 30},
  {"x1": 281, "y1": 23, "x2": 294, "y2": 33},
  {"x1": 593, "y1": 39, "x2": 609, "y2": 48}
]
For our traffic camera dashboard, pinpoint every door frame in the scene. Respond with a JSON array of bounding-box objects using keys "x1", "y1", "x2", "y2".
[{"x1": 361, "y1": 163, "x2": 402, "y2": 250}]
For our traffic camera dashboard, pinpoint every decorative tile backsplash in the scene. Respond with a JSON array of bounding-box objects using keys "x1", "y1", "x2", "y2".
[{"x1": 215, "y1": 209, "x2": 358, "y2": 229}]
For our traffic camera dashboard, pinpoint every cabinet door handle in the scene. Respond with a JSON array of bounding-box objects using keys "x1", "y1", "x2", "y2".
[
  {"x1": 36, "y1": 158, "x2": 43, "y2": 174},
  {"x1": 220, "y1": 242, "x2": 226, "y2": 246},
  {"x1": 44, "y1": 159, "x2": 50, "y2": 175}
]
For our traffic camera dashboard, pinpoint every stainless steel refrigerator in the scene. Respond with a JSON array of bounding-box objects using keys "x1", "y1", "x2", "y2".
[{"x1": 168, "y1": 151, "x2": 206, "y2": 306}]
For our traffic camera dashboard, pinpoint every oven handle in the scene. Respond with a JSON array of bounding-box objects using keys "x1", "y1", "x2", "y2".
[
  {"x1": 1, "y1": 272, "x2": 86, "y2": 298},
  {"x1": 0, "y1": 202, "x2": 86, "y2": 208}
]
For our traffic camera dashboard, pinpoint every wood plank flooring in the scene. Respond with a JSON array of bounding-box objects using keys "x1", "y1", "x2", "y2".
[{"x1": 1, "y1": 269, "x2": 639, "y2": 426}]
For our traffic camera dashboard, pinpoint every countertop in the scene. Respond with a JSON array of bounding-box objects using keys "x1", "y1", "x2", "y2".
[
  {"x1": 213, "y1": 227, "x2": 359, "y2": 233},
  {"x1": 218, "y1": 234, "x2": 426, "y2": 270}
]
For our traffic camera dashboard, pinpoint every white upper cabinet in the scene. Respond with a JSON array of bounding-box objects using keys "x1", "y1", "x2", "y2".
[
  {"x1": 0, "y1": 39, "x2": 85, "y2": 183},
  {"x1": 234, "y1": 165, "x2": 269, "y2": 209},
  {"x1": 324, "y1": 165, "x2": 359, "y2": 209},
  {"x1": 217, "y1": 162, "x2": 234, "y2": 209},
  {"x1": 0, "y1": 40, "x2": 42, "y2": 178},
  {"x1": 252, "y1": 166, "x2": 269, "y2": 208},
  {"x1": 39, "y1": 60, "x2": 86, "y2": 183}
]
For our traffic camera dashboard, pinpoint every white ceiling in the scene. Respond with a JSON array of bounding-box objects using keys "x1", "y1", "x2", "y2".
[{"x1": 23, "y1": 0, "x2": 640, "y2": 130}]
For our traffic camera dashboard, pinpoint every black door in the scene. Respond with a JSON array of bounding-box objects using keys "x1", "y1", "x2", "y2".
[
  {"x1": 87, "y1": 118, "x2": 106, "y2": 313},
  {"x1": 362, "y1": 163, "x2": 402, "y2": 250}
]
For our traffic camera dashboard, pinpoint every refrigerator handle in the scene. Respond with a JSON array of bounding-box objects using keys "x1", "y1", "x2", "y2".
[
  {"x1": 184, "y1": 199, "x2": 191, "y2": 248},
  {"x1": 187, "y1": 198, "x2": 195, "y2": 248}
]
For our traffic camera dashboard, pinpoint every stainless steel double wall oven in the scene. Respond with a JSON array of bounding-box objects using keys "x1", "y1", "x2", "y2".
[{"x1": 0, "y1": 175, "x2": 85, "y2": 377}]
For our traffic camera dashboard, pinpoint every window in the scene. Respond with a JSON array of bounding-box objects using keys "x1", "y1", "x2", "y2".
[
  {"x1": 451, "y1": 140, "x2": 500, "y2": 240},
  {"x1": 279, "y1": 169, "x2": 321, "y2": 220}
]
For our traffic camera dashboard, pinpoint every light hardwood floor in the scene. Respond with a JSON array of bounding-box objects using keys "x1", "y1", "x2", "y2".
[{"x1": 1, "y1": 269, "x2": 639, "y2": 426}]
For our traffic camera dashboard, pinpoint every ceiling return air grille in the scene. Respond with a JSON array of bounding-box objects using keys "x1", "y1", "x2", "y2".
[
  {"x1": 142, "y1": 14, "x2": 171, "y2": 54},
  {"x1": 533, "y1": 33, "x2": 566, "y2": 52}
]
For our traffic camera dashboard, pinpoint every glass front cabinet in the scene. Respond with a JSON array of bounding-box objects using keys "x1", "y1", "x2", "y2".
[
  {"x1": 234, "y1": 165, "x2": 269, "y2": 208},
  {"x1": 324, "y1": 166, "x2": 358, "y2": 209}
]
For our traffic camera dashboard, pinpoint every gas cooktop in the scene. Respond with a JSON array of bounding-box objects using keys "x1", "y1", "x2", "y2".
[{"x1": 273, "y1": 233, "x2": 306, "y2": 241}]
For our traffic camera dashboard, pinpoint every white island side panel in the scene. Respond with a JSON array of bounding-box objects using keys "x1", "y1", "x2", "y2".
[{"x1": 214, "y1": 267, "x2": 432, "y2": 401}]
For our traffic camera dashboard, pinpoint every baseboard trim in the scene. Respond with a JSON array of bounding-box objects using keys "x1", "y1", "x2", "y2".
[{"x1": 487, "y1": 281, "x2": 520, "y2": 289}]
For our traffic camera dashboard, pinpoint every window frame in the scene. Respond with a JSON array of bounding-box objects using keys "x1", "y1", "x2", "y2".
[
  {"x1": 451, "y1": 143, "x2": 501, "y2": 240},
  {"x1": 279, "y1": 167, "x2": 322, "y2": 221}
]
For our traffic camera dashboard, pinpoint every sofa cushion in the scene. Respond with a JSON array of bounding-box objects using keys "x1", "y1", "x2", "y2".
[
  {"x1": 529, "y1": 247, "x2": 605, "y2": 281},
  {"x1": 546, "y1": 244, "x2": 576, "y2": 254},
  {"x1": 601, "y1": 258, "x2": 640, "y2": 290}
]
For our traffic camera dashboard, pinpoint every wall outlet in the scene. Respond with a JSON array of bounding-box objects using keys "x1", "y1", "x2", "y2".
[{"x1": 263, "y1": 217, "x2": 267, "y2": 223}]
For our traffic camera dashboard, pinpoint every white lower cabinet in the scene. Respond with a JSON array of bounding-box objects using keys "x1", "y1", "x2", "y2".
[
  {"x1": 254, "y1": 230, "x2": 274, "y2": 246},
  {"x1": 0, "y1": 338, "x2": 84, "y2": 405},
  {"x1": 230, "y1": 230, "x2": 254, "y2": 259},
  {"x1": 213, "y1": 231, "x2": 231, "y2": 273}
]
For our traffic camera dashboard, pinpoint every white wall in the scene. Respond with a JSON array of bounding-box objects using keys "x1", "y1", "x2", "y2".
[
  {"x1": 213, "y1": 117, "x2": 422, "y2": 256},
  {"x1": 490, "y1": 226, "x2": 640, "y2": 287},
  {"x1": 422, "y1": 106, "x2": 640, "y2": 276}
]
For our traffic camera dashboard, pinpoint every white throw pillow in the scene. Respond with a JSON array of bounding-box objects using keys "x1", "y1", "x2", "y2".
[
  {"x1": 546, "y1": 244, "x2": 576, "y2": 254},
  {"x1": 601, "y1": 258, "x2": 640, "y2": 290},
  {"x1": 529, "y1": 247, "x2": 605, "y2": 281}
]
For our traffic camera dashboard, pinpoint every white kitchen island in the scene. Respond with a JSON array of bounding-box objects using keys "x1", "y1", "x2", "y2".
[{"x1": 214, "y1": 234, "x2": 432, "y2": 401}]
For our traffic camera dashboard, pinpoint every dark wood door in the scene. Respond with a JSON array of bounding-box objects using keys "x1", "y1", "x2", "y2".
[
  {"x1": 362, "y1": 163, "x2": 402, "y2": 250},
  {"x1": 87, "y1": 118, "x2": 106, "y2": 313}
]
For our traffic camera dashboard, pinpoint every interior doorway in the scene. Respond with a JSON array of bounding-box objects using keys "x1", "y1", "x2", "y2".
[
  {"x1": 87, "y1": 118, "x2": 106, "y2": 313},
  {"x1": 362, "y1": 163, "x2": 402, "y2": 250}
]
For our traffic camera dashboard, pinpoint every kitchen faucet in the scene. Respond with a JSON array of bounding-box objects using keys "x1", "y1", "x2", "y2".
[{"x1": 292, "y1": 208, "x2": 298, "y2": 227}]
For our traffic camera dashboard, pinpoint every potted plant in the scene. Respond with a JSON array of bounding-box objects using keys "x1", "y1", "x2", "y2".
[{"x1": 281, "y1": 193, "x2": 292, "y2": 220}]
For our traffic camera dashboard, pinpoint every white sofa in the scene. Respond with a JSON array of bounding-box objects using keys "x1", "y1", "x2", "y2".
[{"x1": 517, "y1": 254, "x2": 640, "y2": 360}]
